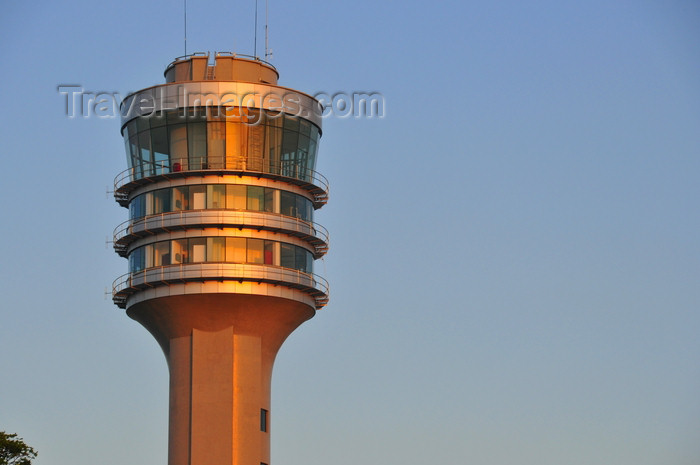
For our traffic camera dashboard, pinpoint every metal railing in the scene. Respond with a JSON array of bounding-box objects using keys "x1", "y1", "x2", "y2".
[
  {"x1": 112, "y1": 209, "x2": 329, "y2": 256},
  {"x1": 167, "y1": 52, "x2": 277, "y2": 71},
  {"x1": 112, "y1": 262, "x2": 329, "y2": 309},
  {"x1": 114, "y1": 156, "x2": 329, "y2": 204}
]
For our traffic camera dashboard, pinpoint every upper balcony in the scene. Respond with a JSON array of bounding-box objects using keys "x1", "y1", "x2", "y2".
[{"x1": 114, "y1": 156, "x2": 329, "y2": 208}]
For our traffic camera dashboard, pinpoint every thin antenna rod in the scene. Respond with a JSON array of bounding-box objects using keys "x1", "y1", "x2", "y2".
[
  {"x1": 254, "y1": 0, "x2": 258, "y2": 58},
  {"x1": 184, "y1": 0, "x2": 187, "y2": 56},
  {"x1": 265, "y1": 0, "x2": 269, "y2": 60}
]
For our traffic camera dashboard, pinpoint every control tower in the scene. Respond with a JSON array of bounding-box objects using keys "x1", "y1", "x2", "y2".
[{"x1": 111, "y1": 52, "x2": 328, "y2": 465}]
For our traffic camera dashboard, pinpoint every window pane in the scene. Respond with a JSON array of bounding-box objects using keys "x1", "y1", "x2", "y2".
[
  {"x1": 172, "y1": 186, "x2": 188, "y2": 211},
  {"x1": 172, "y1": 239, "x2": 187, "y2": 263},
  {"x1": 309, "y1": 125, "x2": 320, "y2": 173},
  {"x1": 308, "y1": 137, "x2": 317, "y2": 173},
  {"x1": 266, "y1": 122, "x2": 282, "y2": 173},
  {"x1": 189, "y1": 238, "x2": 207, "y2": 263},
  {"x1": 301, "y1": 196, "x2": 313, "y2": 221},
  {"x1": 145, "y1": 192, "x2": 154, "y2": 215},
  {"x1": 207, "y1": 121, "x2": 225, "y2": 168},
  {"x1": 130, "y1": 133, "x2": 142, "y2": 179},
  {"x1": 283, "y1": 115, "x2": 300, "y2": 132},
  {"x1": 264, "y1": 188, "x2": 274, "y2": 213},
  {"x1": 129, "y1": 246, "x2": 145, "y2": 272},
  {"x1": 306, "y1": 251, "x2": 313, "y2": 274},
  {"x1": 127, "y1": 120, "x2": 139, "y2": 140},
  {"x1": 280, "y1": 191, "x2": 296, "y2": 217},
  {"x1": 297, "y1": 134, "x2": 310, "y2": 162},
  {"x1": 207, "y1": 237, "x2": 225, "y2": 262},
  {"x1": 295, "y1": 246, "x2": 308, "y2": 272},
  {"x1": 280, "y1": 243, "x2": 295, "y2": 269},
  {"x1": 136, "y1": 116, "x2": 149, "y2": 133},
  {"x1": 123, "y1": 129, "x2": 132, "y2": 169},
  {"x1": 130, "y1": 194, "x2": 146, "y2": 219},
  {"x1": 167, "y1": 109, "x2": 187, "y2": 125},
  {"x1": 152, "y1": 126, "x2": 170, "y2": 175},
  {"x1": 207, "y1": 185, "x2": 225, "y2": 209},
  {"x1": 264, "y1": 241, "x2": 274, "y2": 265},
  {"x1": 299, "y1": 118, "x2": 311, "y2": 137},
  {"x1": 247, "y1": 239, "x2": 264, "y2": 264},
  {"x1": 281, "y1": 128, "x2": 298, "y2": 158},
  {"x1": 260, "y1": 409, "x2": 268, "y2": 432},
  {"x1": 247, "y1": 186, "x2": 265, "y2": 211},
  {"x1": 296, "y1": 195, "x2": 311, "y2": 221},
  {"x1": 150, "y1": 111, "x2": 167, "y2": 128},
  {"x1": 226, "y1": 185, "x2": 246, "y2": 209},
  {"x1": 139, "y1": 130, "x2": 153, "y2": 176},
  {"x1": 281, "y1": 129, "x2": 299, "y2": 178},
  {"x1": 226, "y1": 237, "x2": 246, "y2": 263},
  {"x1": 189, "y1": 185, "x2": 206, "y2": 210},
  {"x1": 188, "y1": 122, "x2": 207, "y2": 169},
  {"x1": 186, "y1": 107, "x2": 207, "y2": 122},
  {"x1": 152, "y1": 189, "x2": 171, "y2": 214},
  {"x1": 144, "y1": 244, "x2": 154, "y2": 269},
  {"x1": 225, "y1": 121, "x2": 246, "y2": 167},
  {"x1": 247, "y1": 108, "x2": 262, "y2": 126},
  {"x1": 154, "y1": 241, "x2": 171, "y2": 266},
  {"x1": 169, "y1": 124, "x2": 188, "y2": 170}
]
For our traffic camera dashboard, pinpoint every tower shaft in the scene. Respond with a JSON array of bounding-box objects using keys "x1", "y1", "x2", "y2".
[{"x1": 129, "y1": 295, "x2": 312, "y2": 465}]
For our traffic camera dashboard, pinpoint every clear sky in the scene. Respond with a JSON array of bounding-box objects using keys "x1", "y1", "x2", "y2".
[{"x1": 1, "y1": 1, "x2": 699, "y2": 464}]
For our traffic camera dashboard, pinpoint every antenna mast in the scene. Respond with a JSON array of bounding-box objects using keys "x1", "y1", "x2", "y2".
[
  {"x1": 184, "y1": 0, "x2": 187, "y2": 56},
  {"x1": 265, "y1": 0, "x2": 270, "y2": 60},
  {"x1": 254, "y1": 0, "x2": 258, "y2": 58}
]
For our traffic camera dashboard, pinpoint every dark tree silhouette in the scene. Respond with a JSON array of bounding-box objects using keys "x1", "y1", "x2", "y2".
[{"x1": 0, "y1": 432, "x2": 37, "y2": 465}]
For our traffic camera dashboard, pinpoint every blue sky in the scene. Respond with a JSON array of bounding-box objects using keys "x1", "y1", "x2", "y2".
[{"x1": 1, "y1": 1, "x2": 699, "y2": 464}]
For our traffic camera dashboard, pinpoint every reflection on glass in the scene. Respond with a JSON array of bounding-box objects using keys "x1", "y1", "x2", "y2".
[
  {"x1": 173, "y1": 186, "x2": 188, "y2": 211},
  {"x1": 227, "y1": 185, "x2": 246, "y2": 210},
  {"x1": 248, "y1": 239, "x2": 264, "y2": 264},
  {"x1": 226, "y1": 237, "x2": 246, "y2": 263},
  {"x1": 154, "y1": 241, "x2": 170, "y2": 266},
  {"x1": 188, "y1": 122, "x2": 207, "y2": 169},
  {"x1": 207, "y1": 237, "x2": 225, "y2": 262},
  {"x1": 189, "y1": 186, "x2": 206, "y2": 210},
  {"x1": 207, "y1": 185, "x2": 225, "y2": 209},
  {"x1": 128, "y1": 238, "x2": 313, "y2": 274},
  {"x1": 189, "y1": 238, "x2": 207, "y2": 263},
  {"x1": 130, "y1": 185, "x2": 313, "y2": 222},
  {"x1": 169, "y1": 125, "x2": 187, "y2": 170},
  {"x1": 172, "y1": 239, "x2": 187, "y2": 263},
  {"x1": 153, "y1": 189, "x2": 171, "y2": 214},
  {"x1": 207, "y1": 121, "x2": 225, "y2": 168},
  {"x1": 247, "y1": 186, "x2": 265, "y2": 211},
  {"x1": 123, "y1": 109, "x2": 321, "y2": 182},
  {"x1": 152, "y1": 126, "x2": 169, "y2": 174}
]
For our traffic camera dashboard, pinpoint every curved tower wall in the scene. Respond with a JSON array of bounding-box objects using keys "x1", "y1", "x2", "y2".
[{"x1": 111, "y1": 53, "x2": 328, "y2": 465}]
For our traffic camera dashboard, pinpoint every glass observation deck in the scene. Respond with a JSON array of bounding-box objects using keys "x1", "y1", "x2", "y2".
[{"x1": 115, "y1": 108, "x2": 328, "y2": 206}]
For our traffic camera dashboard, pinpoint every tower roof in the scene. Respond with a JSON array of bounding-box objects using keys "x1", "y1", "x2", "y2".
[{"x1": 164, "y1": 52, "x2": 279, "y2": 85}]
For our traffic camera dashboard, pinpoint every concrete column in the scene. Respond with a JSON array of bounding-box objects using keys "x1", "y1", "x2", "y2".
[{"x1": 128, "y1": 294, "x2": 313, "y2": 465}]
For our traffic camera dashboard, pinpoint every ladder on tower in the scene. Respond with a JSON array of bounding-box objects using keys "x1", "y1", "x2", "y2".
[{"x1": 205, "y1": 66, "x2": 215, "y2": 80}]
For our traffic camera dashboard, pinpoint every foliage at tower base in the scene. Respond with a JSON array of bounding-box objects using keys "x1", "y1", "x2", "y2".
[{"x1": 0, "y1": 432, "x2": 37, "y2": 465}]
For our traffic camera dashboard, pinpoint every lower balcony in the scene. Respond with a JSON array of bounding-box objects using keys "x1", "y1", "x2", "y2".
[{"x1": 113, "y1": 263, "x2": 329, "y2": 310}]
